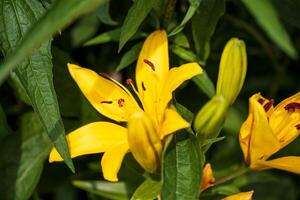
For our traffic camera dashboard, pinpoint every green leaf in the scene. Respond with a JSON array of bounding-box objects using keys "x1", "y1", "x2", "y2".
[
  {"x1": 162, "y1": 132, "x2": 204, "y2": 200},
  {"x1": 0, "y1": 112, "x2": 52, "y2": 200},
  {"x1": 192, "y1": 0, "x2": 225, "y2": 63},
  {"x1": 174, "y1": 102, "x2": 194, "y2": 123},
  {"x1": 119, "y1": 0, "x2": 157, "y2": 51},
  {"x1": 0, "y1": 0, "x2": 106, "y2": 84},
  {"x1": 116, "y1": 42, "x2": 143, "y2": 72},
  {"x1": 202, "y1": 136, "x2": 225, "y2": 147},
  {"x1": 192, "y1": 72, "x2": 216, "y2": 98},
  {"x1": 170, "y1": 44, "x2": 199, "y2": 63},
  {"x1": 169, "y1": 0, "x2": 201, "y2": 36},
  {"x1": 131, "y1": 178, "x2": 161, "y2": 200},
  {"x1": 171, "y1": 33, "x2": 190, "y2": 48},
  {"x1": 274, "y1": 0, "x2": 300, "y2": 28},
  {"x1": 97, "y1": 0, "x2": 118, "y2": 25},
  {"x1": 0, "y1": 0, "x2": 75, "y2": 171},
  {"x1": 73, "y1": 180, "x2": 132, "y2": 200},
  {"x1": 84, "y1": 28, "x2": 146, "y2": 46},
  {"x1": 242, "y1": 0, "x2": 298, "y2": 59}
]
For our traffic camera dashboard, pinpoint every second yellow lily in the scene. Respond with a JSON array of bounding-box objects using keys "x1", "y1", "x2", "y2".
[{"x1": 49, "y1": 30, "x2": 202, "y2": 181}]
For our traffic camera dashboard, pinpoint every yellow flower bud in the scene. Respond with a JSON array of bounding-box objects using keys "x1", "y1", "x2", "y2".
[
  {"x1": 216, "y1": 38, "x2": 247, "y2": 105},
  {"x1": 193, "y1": 95, "x2": 229, "y2": 140}
]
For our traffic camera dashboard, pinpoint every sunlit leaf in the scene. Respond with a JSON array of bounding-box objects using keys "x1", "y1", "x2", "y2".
[
  {"x1": 242, "y1": 0, "x2": 298, "y2": 59},
  {"x1": 131, "y1": 177, "x2": 161, "y2": 200}
]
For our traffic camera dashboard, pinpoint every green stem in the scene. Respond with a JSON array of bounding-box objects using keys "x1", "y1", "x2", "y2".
[{"x1": 214, "y1": 165, "x2": 249, "y2": 186}]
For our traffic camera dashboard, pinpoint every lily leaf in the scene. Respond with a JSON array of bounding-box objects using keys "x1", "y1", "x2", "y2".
[
  {"x1": 0, "y1": 112, "x2": 52, "y2": 200},
  {"x1": 116, "y1": 42, "x2": 143, "y2": 72},
  {"x1": 0, "y1": 0, "x2": 75, "y2": 171},
  {"x1": 242, "y1": 0, "x2": 298, "y2": 59},
  {"x1": 192, "y1": 0, "x2": 225, "y2": 63},
  {"x1": 131, "y1": 177, "x2": 162, "y2": 200},
  {"x1": 97, "y1": 0, "x2": 118, "y2": 25},
  {"x1": 192, "y1": 72, "x2": 216, "y2": 98},
  {"x1": 118, "y1": 0, "x2": 158, "y2": 51},
  {"x1": 162, "y1": 131, "x2": 204, "y2": 200},
  {"x1": 169, "y1": 0, "x2": 202, "y2": 36},
  {"x1": 0, "y1": 0, "x2": 107, "y2": 84}
]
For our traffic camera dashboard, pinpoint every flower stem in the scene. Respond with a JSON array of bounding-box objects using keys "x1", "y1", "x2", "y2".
[{"x1": 214, "y1": 165, "x2": 249, "y2": 186}]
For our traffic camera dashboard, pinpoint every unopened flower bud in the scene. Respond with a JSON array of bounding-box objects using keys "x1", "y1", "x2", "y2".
[
  {"x1": 216, "y1": 38, "x2": 247, "y2": 105},
  {"x1": 193, "y1": 95, "x2": 229, "y2": 140}
]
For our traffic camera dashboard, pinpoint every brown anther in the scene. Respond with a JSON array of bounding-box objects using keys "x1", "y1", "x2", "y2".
[
  {"x1": 258, "y1": 98, "x2": 265, "y2": 104},
  {"x1": 141, "y1": 82, "x2": 146, "y2": 91},
  {"x1": 263, "y1": 99, "x2": 274, "y2": 112},
  {"x1": 101, "y1": 100, "x2": 113, "y2": 104},
  {"x1": 126, "y1": 78, "x2": 133, "y2": 85},
  {"x1": 284, "y1": 102, "x2": 300, "y2": 112},
  {"x1": 118, "y1": 98, "x2": 125, "y2": 107},
  {"x1": 143, "y1": 59, "x2": 155, "y2": 71},
  {"x1": 296, "y1": 124, "x2": 300, "y2": 130}
]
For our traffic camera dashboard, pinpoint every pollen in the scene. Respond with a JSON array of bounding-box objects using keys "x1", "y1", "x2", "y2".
[
  {"x1": 143, "y1": 59, "x2": 155, "y2": 71},
  {"x1": 263, "y1": 99, "x2": 274, "y2": 112},
  {"x1": 284, "y1": 102, "x2": 300, "y2": 112},
  {"x1": 126, "y1": 78, "x2": 133, "y2": 85},
  {"x1": 118, "y1": 98, "x2": 125, "y2": 107}
]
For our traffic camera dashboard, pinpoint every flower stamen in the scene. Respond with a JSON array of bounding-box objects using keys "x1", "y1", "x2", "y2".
[
  {"x1": 143, "y1": 59, "x2": 155, "y2": 71},
  {"x1": 284, "y1": 102, "x2": 300, "y2": 112},
  {"x1": 142, "y1": 82, "x2": 146, "y2": 91},
  {"x1": 101, "y1": 100, "x2": 113, "y2": 104},
  {"x1": 263, "y1": 99, "x2": 274, "y2": 112},
  {"x1": 258, "y1": 98, "x2": 265, "y2": 104}
]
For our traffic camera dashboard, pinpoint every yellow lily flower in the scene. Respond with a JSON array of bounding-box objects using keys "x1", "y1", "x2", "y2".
[
  {"x1": 49, "y1": 30, "x2": 202, "y2": 181},
  {"x1": 200, "y1": 163, "x2": 215, "y2": 192},
  {"x1": 222, "y1": 191, "x2": 254, "y2": 200},
  {"x1": 240, "y1": 92, "x2": 300, "y2": 173}
]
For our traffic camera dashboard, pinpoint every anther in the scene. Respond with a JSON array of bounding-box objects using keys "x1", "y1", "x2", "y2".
[
  {"x1": 296, "y1": 124, "x2": 300, "y2": 130},
  {"x1": 284, "y1": 102, "x2": 300, "y2": 112},
  {"x1": 141, "y1": 82, "x2": 146, "y2": 91},
  {"x1": 118, "y1": 98, "x2": 125, "y2": 107},
  {"x1": 263, "y1": 99, "x2": 274, "y2": 112},
  {"x1": 143, "y1": 59, "x2": 155, "y2": 71},
  {"x1": 101, "y1": 100, "x2": 113, "y2": 104},
  {"x1": 258, "y1": 98, "x2": 265, "y2": 104},
  {"x1": 126, "y1": 78, "x2": 133, "y2": 85}
]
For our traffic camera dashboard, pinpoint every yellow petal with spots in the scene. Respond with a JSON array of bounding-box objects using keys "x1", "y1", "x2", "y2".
[
  {"x1": 135, "y1": 30, "x2": 169, "y2": 121},
  {"x1": 127, "y1": 111, "x2": 162, "y2": 173},
  {"x1": 159, "y1": 108, "x2": 189, "y2": 139},
  {"x1": 49, "y1": 122, "x2": 127, "y2": 162},
  {"x1": 68, "y1": 63, "x2": 140, "y2": 122},
  {"x1": 101, "y1": 142, "x2": 129, "y2": 182}
]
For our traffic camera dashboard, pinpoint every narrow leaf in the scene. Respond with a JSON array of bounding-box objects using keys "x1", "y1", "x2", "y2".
[
  {"x1": 162, "y1": 132, "x2": 204, "y2": 200},
  {"x1": 169, "y1": 0, "x2": 201, "y2": 36},
  {"x1": 116, "y1": 42, "x2": 143, "y2": 72},
  {"x1": 170, "y1": 44, "x2": 199, "y2": 63},
  {"x1": 131, "y1": 178, "x2": 161, "y2": 200},
  {"x1": 0, "y1": 0, "x2": 75, "y2": 171},
  {"x1": 0, "y1": 112, "x2": 52, "y2": 200},
  {"x1": 97, "y1": 0, "x2": 118, "y2": 25},
  {"x1": 0, "y1": 0, "x2": 106, "y2": 84},
  {"x1": 242, "y1": 0, "x2": 298, "y2": 59},
  {"x1": 192, "y1": 0, "x2": 225, "y2": 63},
  {"x1": 119, "y1": 0, "x2": 157, "y2": 51},
  {"x1": 192, "y1": 72, "x2": 216, "y2": 98},
  {"x1": 73, "y1": 180, "x2": 132, "y2": 200}
]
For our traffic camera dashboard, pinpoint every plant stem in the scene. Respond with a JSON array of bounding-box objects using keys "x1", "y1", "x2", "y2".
[{"x1": 214, "y1": 165, "x2": 249, "y2": 186}]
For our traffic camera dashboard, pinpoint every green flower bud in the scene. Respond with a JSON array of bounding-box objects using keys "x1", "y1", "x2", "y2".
[
  {"x1": 216, "y1": 38, "x2": 247, "y2": 105},
  {"x1": 193, "y1": 95, "x2": 229, "y2": 140}
]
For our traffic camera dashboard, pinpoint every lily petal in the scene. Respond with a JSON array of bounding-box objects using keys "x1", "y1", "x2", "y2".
[
  {"x1": 247, "y1": 96, "x2": 280, "y2": 163},
  {"x1": 49, "y1": 122, "x2": 127, "y2": 162},
  {"x1": 251, "y1": 156, "x2": 300, "y2": 174},
  {"x1": 159, "y1": 108, "x2": 190, "y2": 139},
  {"x1": 200, "y1": 163, "x2": 215, "y2": 192},
  {"x1": 135, "y1": 30, "x2": 169, "y2": 121},
  {"x1": 222, "y1": 191, "x2": 254, "y2": 200},
  {"x1": 127, "y1": 111, "x2": 162, "y2": 173},
  {"x1": 68, "y1": 63, "x2": 140, "y2": 122},
  {"x1": 160, "y1": 62, "x2": 203, "y2": 115},
  {"x1": 101, "y1": 142, "x2": 129, "y2": 182}
]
